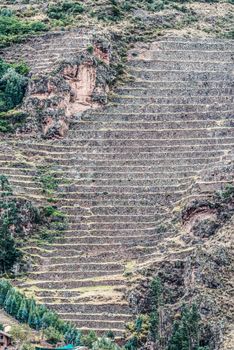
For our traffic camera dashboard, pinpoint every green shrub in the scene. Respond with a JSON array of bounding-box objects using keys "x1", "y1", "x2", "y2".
[
  {"x1": 0, "y1": 59, "x2": 29, "y2": 124},
  {"x1": 47, "y1": 1, "x2": 84, "y2": 21},
  {"x1": 1, "y1": 68, "x2": 27, "y2": 111},
  {"x1": 0, "y1": 110, "x2": 27, "y2": 133},
  {"x1": 0, "y1": 13, "x2": 48, "y2": 48}
]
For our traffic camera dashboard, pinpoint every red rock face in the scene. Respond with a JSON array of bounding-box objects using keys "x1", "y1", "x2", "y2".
[{"x1": 24, "y1": 47, "x2": 110, "y2": 138}]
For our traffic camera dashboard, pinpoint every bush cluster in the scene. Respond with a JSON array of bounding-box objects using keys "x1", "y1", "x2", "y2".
[
  {"x1": 47, "y1": 1, "x2": 84, "y2": 21},
  {"x1": 0, "y1": 10, "x2": 48, "y2": 47}
]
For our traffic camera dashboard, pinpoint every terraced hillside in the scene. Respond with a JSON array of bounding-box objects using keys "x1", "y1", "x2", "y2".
[
  {"x1": 0, "y1": 36, "x2": 234, "y2": 337},
  {"x1": 1, "y1": 29, "x2": 94, "y2": 74}
]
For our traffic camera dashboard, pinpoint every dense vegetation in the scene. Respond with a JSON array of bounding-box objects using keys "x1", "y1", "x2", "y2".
[
  {"x1": 0, "y1": 59, "x2": 29, "y2": 132},
  {"x1": 0, "y1": 8, "x2": 48, "y2": 48}
]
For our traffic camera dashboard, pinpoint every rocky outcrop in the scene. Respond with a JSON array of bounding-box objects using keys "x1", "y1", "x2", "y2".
[{"x1": 23, "y1": 40, "x2": 112, "y2": 138}]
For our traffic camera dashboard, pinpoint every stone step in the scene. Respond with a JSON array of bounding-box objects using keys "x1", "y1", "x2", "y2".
[
  {"x1": 48, "y1": 234, "x2": 165, "y2": 245},
  {"x1": 28, "y1": 270, "x2": 124, "y2": 280},
  {"x1": 47, "y1": 303, "x2": 130, "y2": 314},
  {"x1": 70, "y1": 120, "x2": 232, "y2": 132},
  {"x1": 63, "y1": 319, "x2": 126, "y2": 330},
  {"x1": 34, "y1": 286, "x2": 126, "y2": 298},
  {"x1": 110, "y1": 96, "x2": 234, "y2": 105},
  {"x1": 132, "y1": 70, "x2": 233, "y2": 82},
  {"x1": 78, "y1": 103, "x2": 234, "y2": 114},
  {"x1": 19, "y1": 277, "x2": 126, "y2": 290},
  {"x1": 127, "y1": 60, "x2": 233, "y2": 72},
  {"x1": 149, "y1": 38, "x2": 234, "y2": 51},
  {"x1": 15, "y1": 139, "x2": 234, "y2": 154},
  {"x1": 51, "y1": 157, "x2": 223, "y2": 168},
  {"x1": 56, "y1": 136, "x2": 234, "y2": 148},
  {"x1": 115, "y1": 87, "x2": 233, "y2": 97},
  {"x1": 32, "y1": 262, "x2": 124, "y2": 272},
  {"x1": 57, "y1": 312, "x2": 131, "y2": 322},
  {"x1": 131, "y1": 50, "x2": 234, "y2": 62},
  {"x1": 13, "y1": 137, "x2": 234, "y2": 151},
  {"x1": 59, "y1": 206, "x2": 171, "y2": 216},
  {"x1": 122, "y1": 80, "x2": 234, "y2": 89},
  {"x1": 43, "y1": 150, "x2": 226, "y2": 164},
  {"x1": 68, "y1": 128, "x2": 234, "y2": 140},
  {"x1": 80, "y1": 111, "x2": 233, "y2": 123}
]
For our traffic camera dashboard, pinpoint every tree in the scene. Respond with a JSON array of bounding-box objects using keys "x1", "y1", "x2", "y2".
[
  {"x1": 0, "y1": 68, "x2": 27, "y2": 111},
  {"x1": 81, "y1": 330, "x2": 98, "y2": 348},
  {"x1": 0, "y1": 223, "x2": 22, "y2": 274},
  {"x1": 17, "y1": 299, "x2": 29, "y2": 323},
  {"x1": 149, "y1": 277, "x2": 163, "y2": 342},
  {"x1": 168, "y1": 304, "x2": 208, "y2": 350}
]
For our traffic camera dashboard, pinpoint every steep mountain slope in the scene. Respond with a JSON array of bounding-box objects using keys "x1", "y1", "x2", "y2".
[
  {"x1": 0, "y1": 34, "x2": 233, "y2": 340},
  {"x1": 0, "y1": 0, "x2": 233, "y2": 348}
]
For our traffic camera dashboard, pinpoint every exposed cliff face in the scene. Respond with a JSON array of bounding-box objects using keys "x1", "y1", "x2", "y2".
[{"x1": 22, "y1": 40, "x2": 112, "y2": 138}]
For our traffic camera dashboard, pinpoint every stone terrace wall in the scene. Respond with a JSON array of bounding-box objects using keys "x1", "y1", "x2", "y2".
[
  {"x1": 0, "y1": 29, "x2": 94, "y2": 74},
  {"x1": 0, "y1": 36, "x2": 233, "y2": 336}
]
